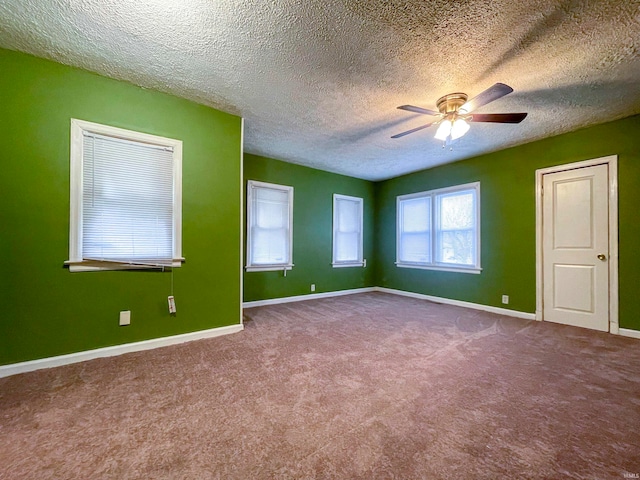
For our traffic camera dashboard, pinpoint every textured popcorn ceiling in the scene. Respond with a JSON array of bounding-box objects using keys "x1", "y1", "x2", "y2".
[{"x1": 1, "y1": 0, "x2": 639, "y2": 180}]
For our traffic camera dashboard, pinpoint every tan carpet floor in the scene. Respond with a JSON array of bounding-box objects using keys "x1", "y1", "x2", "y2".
[{"x1": 1, "y1": 292, "x2": 639, "y2": 479}]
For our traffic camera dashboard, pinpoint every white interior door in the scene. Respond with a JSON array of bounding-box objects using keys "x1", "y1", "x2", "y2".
[{"x1": 542, "y1": 164, "x2": 609, "y2": 331}]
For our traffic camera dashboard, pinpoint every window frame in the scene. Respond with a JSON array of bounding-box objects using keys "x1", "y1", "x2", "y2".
[
  {"x1": 67, "y1": 119, "x2": 183, "y2": 272},
  {"x1": 332, "y1": 193, "x2": 365, "y2": 268},
  {"x1": 396, "y1": 181, "x2": 481, "y2": 274},
  {"x1": 245, "y1": 180, "x2": 294, "y2": 272}
]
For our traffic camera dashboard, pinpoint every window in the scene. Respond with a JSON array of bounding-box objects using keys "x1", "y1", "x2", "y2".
[
  {"x1": 67, "y1": 119, "x2": 183, "y2": 272},
  {"x1": 332, "y1": 194, "x2": 364, "y2": 267},
  {"x1": 246, "y1": 180, "x2": 294, "y2": 272},
  {"x1": 396, "y1": 182, "x2": 480, "y2": 273}
]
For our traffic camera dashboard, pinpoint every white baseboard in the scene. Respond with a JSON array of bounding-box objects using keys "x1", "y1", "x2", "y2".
[
  {"x1": 243, "y1": 285, "x2": 535, "y2": 320},
  {"x1": 374, "y1": 287, "x2": 537, "y2": 320},
  {"x1": 242, "y1": 287, "x2": 376, "y2": 308},
  {"x1": 619, "y1": 328, "x2": 640, "y2": 340},
  {"x1": 0, "y1": 323, "x2": 244, "y2": 379},
  {"x1": 10, "y1": 286, "x2": 631, "y2": 379}
]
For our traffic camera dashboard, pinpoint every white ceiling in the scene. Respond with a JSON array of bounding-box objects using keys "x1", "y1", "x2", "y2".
[{"x1": 1, "y1": 0, "x2": 639, "y2": 180}]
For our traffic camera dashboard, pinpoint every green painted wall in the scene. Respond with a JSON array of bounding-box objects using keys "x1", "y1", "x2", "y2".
[
  {"x1": 375, "y1": 114, "x2": 640, "y2": 331},
  {"x1": 2, "y1": 49, "x2": 638, "y2": 367},
  {"x1": 243, "y1": 154, "x2": 375, "y2": 301},
  {"x1": 0, "y1": 49, "x2": 242, "y2": 365}
]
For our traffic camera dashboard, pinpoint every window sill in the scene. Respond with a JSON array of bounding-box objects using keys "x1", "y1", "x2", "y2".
[
  {"x1": 395, "y1": 262, "x2": 482, "y2": 274},
  {"x1": 332, "y1": 262, "x2": 365, "y2": 268},
  {"x1": 245, "y1": 265, "x2": 293, "y2": 272},
  {"x1": 65, "y1": 258, "x2": 184, "y2": 272}
]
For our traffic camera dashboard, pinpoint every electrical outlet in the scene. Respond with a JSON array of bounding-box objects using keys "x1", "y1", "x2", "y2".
[
  {"x1": 501, "y1": 295, "x2": 509, "y2": 305},
  {"x1": 119, "y1": 310, "x2": 131, "y2": 326},
  {"x1": 310, "y1": 284, "x2": 316, "y2": 292},
  {"x1": 168, "y1": 296, "x2": 176, "y2": 314}
]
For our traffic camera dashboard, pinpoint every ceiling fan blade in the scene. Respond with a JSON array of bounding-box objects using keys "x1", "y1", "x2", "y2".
[
  {"x1": 460, "y1": 83, "x2": 514, "y2": 113},
  {"x1": 397, "y1": 105, "x2": 441, "y2": 116},
  {"x1": 391, "y1": 122, "x2": 434, "y2": 138},
  {"x1": 469, "y1": 113, "x2": 528, "y2": 123}
]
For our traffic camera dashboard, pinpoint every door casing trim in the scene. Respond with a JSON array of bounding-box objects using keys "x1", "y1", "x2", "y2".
[{"x1": 535, "y1": 155, "x2": 619, "y2": 333}]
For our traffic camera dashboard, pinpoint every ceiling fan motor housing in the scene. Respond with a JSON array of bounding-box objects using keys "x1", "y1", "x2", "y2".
[{"x1": 436, "y1": 93, "x2": 468, "y2": 115}]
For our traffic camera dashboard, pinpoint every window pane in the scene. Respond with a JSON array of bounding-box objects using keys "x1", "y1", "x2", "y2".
[
  {"x1": 439, "y1": 191, "x2": 474, "y2": 230},
  {"x1": 335, "y1": 231, "x2": 359, "y2": 261},
  {"x1": 401, "y1": 197, "x2": 430, "y2": 232},
  {"x1": 333, "y1": 196, "x2": 363, "y2": 264},
  {"x1": 400, "y1": 232, "x2": 430, "y2": 263},
  {"x1": 249, "y1": 183, "x2": 292, "y2": 266},
  {"x1": 252, "y1": 227, "x2": 288, "y2": 264},
  {"x1": 436, "y1": 190, "x2": 476, "y2": 265},
  {"x1": 255, "y1": 187, "x2": 289, "y2": 229},
  {"x1": 399, "y1": 196, "x2": 431, "y2": 263},
  {"x1": 337, "y1": 199, "x2": 359, "y2": 233}
]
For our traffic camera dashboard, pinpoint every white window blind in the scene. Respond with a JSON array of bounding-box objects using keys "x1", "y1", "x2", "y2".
[
  {"x1": 396, "y1": 182, "x2": 480, "y2": 273},
  {"x1": 82, "y1": 132, "x2": 174, "y2": 263},
  {"x1": 246, "y1": 180, "x2": 293, "y2": 271},
  {"x1": 67, "y1": 119, "x2": 183, "y2": 272},
  {"x1": 398, "y1": 195, "x2": 431, "y2": 264},
  {"x1": 332, "y1": 194, "x2": 364, "y2": 266}
]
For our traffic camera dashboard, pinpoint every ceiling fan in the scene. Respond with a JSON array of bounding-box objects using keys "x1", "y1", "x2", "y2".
[{"x1": 391, "y1": 83, "x2": 527, "y2": 143}]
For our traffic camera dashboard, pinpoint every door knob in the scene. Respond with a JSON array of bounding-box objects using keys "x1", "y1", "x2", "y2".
[{"x1": 597, "y1": 254, "x2": 607, "y2": 261}]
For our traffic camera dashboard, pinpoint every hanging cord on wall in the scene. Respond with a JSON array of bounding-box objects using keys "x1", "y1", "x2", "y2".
[{"x1": 167, "y1": 268, "x2": 177, "y2": 315}]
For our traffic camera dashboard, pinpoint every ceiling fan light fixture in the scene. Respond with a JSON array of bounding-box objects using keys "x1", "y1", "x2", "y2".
[
  {"x1": 450, "y1": 118, "x2": 470, "y2": 140},
  {"x1": 434, "y1": 119, "x2": 452, "y2": 141},
  {"x1": 434, "y1": 118, "x2": 470, "y2": 142}
]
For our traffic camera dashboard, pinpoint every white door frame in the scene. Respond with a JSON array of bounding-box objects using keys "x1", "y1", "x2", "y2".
[{"x1": 535, "y1": 155, "x2": 619, "y2": 333}]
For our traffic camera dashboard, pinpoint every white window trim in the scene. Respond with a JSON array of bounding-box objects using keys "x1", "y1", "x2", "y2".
[
  {"x1": 396, "y1": 181, "x2": 481, "y2": 274},
  {"x1": 245, "y1": 180, "x2": 294, "y2": 272},
  {"x1": 332, "y1": 193, "x2": 365, "y2": 268},
  {"x1": 66, "y1": 119, "x2": 183, "y2": 272}
]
